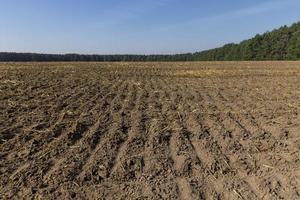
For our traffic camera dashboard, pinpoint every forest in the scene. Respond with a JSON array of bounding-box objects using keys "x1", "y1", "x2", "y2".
[{"x1": 1, "y1": 22, "x2": 299, "y2": 61}]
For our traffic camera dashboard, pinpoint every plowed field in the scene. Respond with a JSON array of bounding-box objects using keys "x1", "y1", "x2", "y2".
[{"x1": 1, "y1": 62, "x2": 300, "y2": 199}]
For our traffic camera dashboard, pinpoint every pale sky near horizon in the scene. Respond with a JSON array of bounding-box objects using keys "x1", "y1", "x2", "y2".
[{"x1": 1, "y1": 0, "x2": 300, "y2": 54}]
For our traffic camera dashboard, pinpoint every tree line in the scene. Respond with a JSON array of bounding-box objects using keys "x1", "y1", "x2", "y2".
[
  {"x1": 194, "y1": 22, "x2": 300, "y2": 60},
  {"x1": 1, "y1": 22, "x2": 299, "y2": 62},
  {"x1": 0, "y1": 52, "x2": 193, "y2": 62}
]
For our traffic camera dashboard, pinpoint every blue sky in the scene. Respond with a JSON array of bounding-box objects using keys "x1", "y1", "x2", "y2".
[{"x1": 0, "y1": 0, "x2": 300, "y2": 54}]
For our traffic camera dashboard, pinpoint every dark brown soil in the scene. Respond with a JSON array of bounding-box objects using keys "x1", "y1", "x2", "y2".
[{"x1": 1, "y1": 61, "x2": 300, "y2": 199}]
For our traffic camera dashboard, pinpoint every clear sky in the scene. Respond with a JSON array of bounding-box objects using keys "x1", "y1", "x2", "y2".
[{"x1": 1, "y1": 0, "x2": 300, "y2": 54}]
